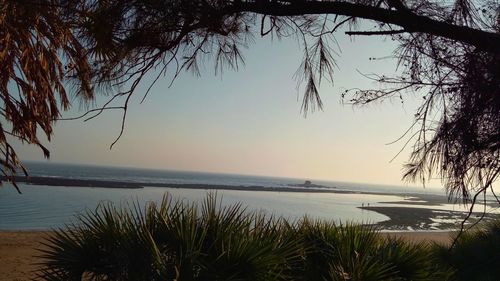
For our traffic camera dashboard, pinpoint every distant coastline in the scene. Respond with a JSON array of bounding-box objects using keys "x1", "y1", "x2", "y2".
[
  {"x1": 4, "y1": 176, "x2": 349, "y2": 193},
  {"x1": 5, "y1": 176, "x2": 144, "y2": 189},
  {"x1": 287, "y1": 180, "x2": 329, "y2": 189}
]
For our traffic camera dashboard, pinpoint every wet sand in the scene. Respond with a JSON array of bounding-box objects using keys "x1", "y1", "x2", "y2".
[
  {"x1": 361, "y1": 206, "x2": 499, "y2": 231},
  {"x1": 0, "y1": 230, "x2": 452, "y2": 280}
]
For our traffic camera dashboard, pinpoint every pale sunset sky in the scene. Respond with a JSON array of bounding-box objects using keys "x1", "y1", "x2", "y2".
[{"x1": 14, "y1": 31, "x2": 439, "y2": 188}]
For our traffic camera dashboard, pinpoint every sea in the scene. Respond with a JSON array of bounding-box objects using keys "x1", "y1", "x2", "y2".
[{"x1": 0, "y1": 162, "x2": 451, "y2": 230}]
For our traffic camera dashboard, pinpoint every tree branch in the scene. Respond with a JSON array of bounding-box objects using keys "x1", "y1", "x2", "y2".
[
  {"x1": 345, "y1": 30, "x2": 408, "y2": 36},
  {"x1": 224, "y1": 1, "x2": 500, "y2": 53}
]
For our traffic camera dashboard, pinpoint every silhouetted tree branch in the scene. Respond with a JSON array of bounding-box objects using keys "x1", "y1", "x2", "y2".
[{"x1": 224, "y1": 1, "x2": 500, "y2": 53}]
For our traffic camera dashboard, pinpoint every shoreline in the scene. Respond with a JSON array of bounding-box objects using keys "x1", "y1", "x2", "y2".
[{"x1": 4, "y1": 176, "x2": 498, "y2": 232}]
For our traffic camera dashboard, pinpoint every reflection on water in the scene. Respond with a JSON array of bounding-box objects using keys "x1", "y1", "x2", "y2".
[{"x1": 0, "y1": 184, "x2": 404, "y2": 230}]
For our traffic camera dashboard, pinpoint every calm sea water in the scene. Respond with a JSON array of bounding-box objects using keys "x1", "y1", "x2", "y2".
[{"x1": 0, "y1": 162, "x2": 444, "y2": 230}]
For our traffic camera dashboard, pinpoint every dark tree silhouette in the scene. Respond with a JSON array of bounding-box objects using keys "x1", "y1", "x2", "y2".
[
  {"x1": 0, "y1": 0, "x2": 94, "y2": 192},
  {"x1": 1, "y1": 0, "x2": 499, "y2": 219}
]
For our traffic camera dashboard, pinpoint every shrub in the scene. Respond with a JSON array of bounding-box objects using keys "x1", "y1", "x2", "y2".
[
  {"x1": 38, "y1": 195, "x2": 302, "y2": 280},
  {"x1": 433, "y1": 219, "x2": 500, "y2": 281},
  {"x1": 294, "y1": 219, "x2": 447, "y2": 281},
  {"x1": 38, "y1": 194, "x2": 451, "y2": 280}
]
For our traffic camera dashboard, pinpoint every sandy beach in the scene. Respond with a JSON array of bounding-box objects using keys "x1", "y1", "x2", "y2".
[
  {"x1": 0, "y1": 230, "x2": 453, "y2": 280},
  {"x1": 381, "y1": 231, "x2": 454, "y2": 245},
  {"x1": 0, "y1": 231, "x2": 50, "y2": 281}
]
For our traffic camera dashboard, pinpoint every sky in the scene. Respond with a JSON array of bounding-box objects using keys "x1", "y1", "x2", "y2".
[{"x1": 13, "y1": 28, "x2": 440, "y2": 188}]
